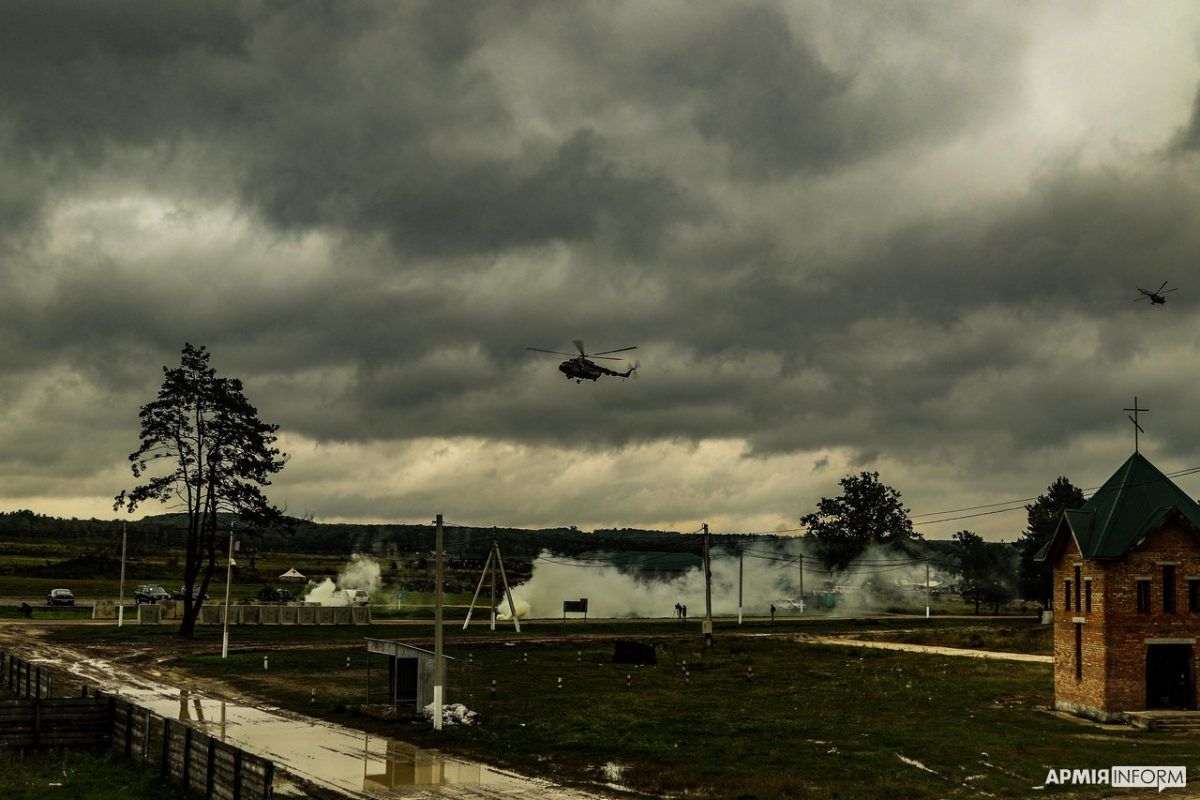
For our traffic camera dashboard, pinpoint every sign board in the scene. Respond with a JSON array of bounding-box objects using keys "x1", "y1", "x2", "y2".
[{"x1": 562, "y1": 598, "x2": 589, "y2": 620}]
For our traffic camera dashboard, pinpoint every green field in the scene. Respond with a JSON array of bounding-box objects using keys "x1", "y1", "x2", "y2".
[
  {"x1": 0, "y1": 749, "x2": 192, "y2": 800},
  {"x1": 160, "y1": 631, "x2": 1198, "y2": 799}
]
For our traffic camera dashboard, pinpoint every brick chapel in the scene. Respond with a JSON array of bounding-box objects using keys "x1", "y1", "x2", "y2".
[{"x1": 1036, "y1": 451, "x2": 1200, "y2": 721}]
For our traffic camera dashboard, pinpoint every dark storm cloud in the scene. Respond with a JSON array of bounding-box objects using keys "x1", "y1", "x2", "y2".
[{"x1": 3, "y1": 0, "x2": 1200, "y2": 527}]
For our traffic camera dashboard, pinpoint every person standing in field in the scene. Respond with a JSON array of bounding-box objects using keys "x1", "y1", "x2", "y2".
[{"x1": 770, "y1": 603, "x2": 776, "y2": 622}]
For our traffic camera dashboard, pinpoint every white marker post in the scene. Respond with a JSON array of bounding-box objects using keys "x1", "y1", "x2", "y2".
[
  {"x1": 117, "y1": 522, "x2": 127, "y2": 627},
  {"x1": 737, "y1": 550, "x2": 743, "y2": 625},
  {"x1": 925, "y1": 561, "x2": 931, "y2": 619},
  {"x1": 221, "y1": 528, "x2": 237, "y2": 659}
]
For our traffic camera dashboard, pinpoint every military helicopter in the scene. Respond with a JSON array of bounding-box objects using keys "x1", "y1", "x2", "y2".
[
  {"x1": 1135, "y1": 281, "x2": 1178, "y2": 305},
  {"x1": 527, "y1": 340, "x2": 638, "y2": 383}
]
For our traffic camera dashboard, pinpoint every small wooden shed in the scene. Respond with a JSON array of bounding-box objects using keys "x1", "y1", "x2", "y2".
[{"x1": 365, "y1": 639, "x2": 450, "y2": 714}]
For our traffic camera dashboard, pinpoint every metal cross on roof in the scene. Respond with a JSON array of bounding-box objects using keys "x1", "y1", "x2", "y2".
[{"x1": 1123, "y1": 396, "x2": 1148, "y2": 453}]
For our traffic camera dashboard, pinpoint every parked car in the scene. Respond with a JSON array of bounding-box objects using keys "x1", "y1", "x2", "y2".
[
  {"x1": 170, "y1": 586, "x2": 210, "y2": 602},
  {"x1": 133, "y1": 584, "x2": 171, "y2": 604},
  {"x1": 255, "y1": 585, "x2": 298, "y2": 603},
  {"x1": 46, "y1": 588, "x2": 75, "y2": 606}
]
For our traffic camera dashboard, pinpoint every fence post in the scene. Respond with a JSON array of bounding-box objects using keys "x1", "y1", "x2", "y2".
[
  {"x1": 144, "y1": 708, "x2": 152, "y2": 762},
  {"x1": 32, "y1": 697, "x2": 40, "y2": 748},
  {"x1": 263, "y1": 759, "x2": 275, "y2": 800},
  {"x1": 205, "y1": 737, "x2": 216, "y2": 799},
  {"x1": 46, "y1": 672, "x2": 52, "y2": 699},
  {"x1": 232, "y1": 749, "x2": 243, "y2": 800},
  {"x1": 182, "y1": 725, "x2": 193, "y2": 789},
  {"x1": 106, "y1": 695, "x2": 116, "y2": 751},
  {"x1": 35, "y1": 666, "x2": 40, "y2": 699},
  {"x1": 125, "y1": 702, "x2": 134, "y2": 758},
  {"x1": 161, "y1": 718, "x2": 172, "y2": 779}
]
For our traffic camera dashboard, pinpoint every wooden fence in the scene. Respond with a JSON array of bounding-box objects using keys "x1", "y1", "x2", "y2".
[
  {"x1": 0, "y1": 651, "x2": 274, "y2": 800},
  {"x1": 2, "y1": 652, "x2": 54, "y2": 698}
]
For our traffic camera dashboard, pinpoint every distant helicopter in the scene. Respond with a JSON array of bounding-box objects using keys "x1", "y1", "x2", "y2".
[
  {"x1": 1135, "y1": 281, "x2": 1178, "y2": 306},
  {"x1": 527, "y1": 340, "x2": 638, "y2": 383}
]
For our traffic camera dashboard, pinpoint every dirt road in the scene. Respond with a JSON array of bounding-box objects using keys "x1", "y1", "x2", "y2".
[{"x1": 0, "y1": 634, "x2": 607, "y2": 800}]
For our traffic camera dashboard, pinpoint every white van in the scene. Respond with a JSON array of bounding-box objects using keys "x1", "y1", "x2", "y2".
[{"x1": 342, "y1": 589, "x2": 370, "y2": 606}]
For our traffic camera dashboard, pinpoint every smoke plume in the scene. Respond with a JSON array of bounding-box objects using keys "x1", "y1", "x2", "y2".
[{"x1": 304, "y1": 553, "x2": 383, "y2": 606}]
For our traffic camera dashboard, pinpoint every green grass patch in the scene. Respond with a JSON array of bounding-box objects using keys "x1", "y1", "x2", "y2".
[
  {"x1": 0, "y1": 748, "x2": 191, "y2": 800},
  {"x1": 155, "y1": 621, "x2": 1195, "y2": 800},
  {"x1": 865, "y1": 624, "x2": 1054, "y2": 655}
]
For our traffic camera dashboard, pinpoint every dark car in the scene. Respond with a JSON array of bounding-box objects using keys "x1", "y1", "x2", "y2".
[
  {"x1": 46, "y1": 588, "x2": 75, "y2": 606},
  {"x1": 255, "y1": 586, "x2": 297, "y2": 603},
  {"x1": 133, "y1": 584, "x2": 171, "y2": 604},
  {"x1": 171, "y1": 586, "x2": 210, "y2": 602}
]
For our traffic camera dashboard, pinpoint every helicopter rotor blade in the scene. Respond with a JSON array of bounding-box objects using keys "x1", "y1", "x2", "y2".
[
  {"x1": 591, "y1": 356, "x2": 624, "y2": 361},
  {"x1": 527, "y1": 347, "x2": 579, "y2": 357},
  {"x1": 590, "y1": 346, "x2": 638, "y2": 356},
  {"x1": 1162, "y1": 287, "x2": 1178, "y2": 293},
  {"x1": 572, "y1": 339, "x2": 587, "y2": 357},
  {"x1": 1157, "y1": 280, "x2": 1170, "y2": 293}
]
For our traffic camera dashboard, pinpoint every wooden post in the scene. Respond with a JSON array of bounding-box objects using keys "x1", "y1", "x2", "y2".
[
  {"x1": 125, "y1": 702, "x2": 134, "y2": 758},
  {"x1": 738, "y1": 550, "x2": 743, "y2": 625},
  {"x1": 182, "y1": 725, "x2": 193, "y2": 789},
  {"x1": 462, "y1": 548, "x2": 495, "y2": 630},
  {"x1": 232, "y1": 749, "x2": 244, "y2": 800},
  {"x1": 161, "y1": 719, "x2": 171, "y2": 779},
  {"x1": 702, "y1": 523, "x2": 713, "y2": 646},
  {"x1": 205, "y1": 737, "x2": 216, "y2": 799},
  {"x1": 144, "y1": 708, "x2": 152, "y2": 762},
  {"x1": 32, "y1": 697, "x2": 40, "y2": 748},
  {"x1": 433, "y1": 513, "x2": 444, "y2": 731},
  {"x1": 490, "y1": 528, "x2": 497, "y2": 631}
]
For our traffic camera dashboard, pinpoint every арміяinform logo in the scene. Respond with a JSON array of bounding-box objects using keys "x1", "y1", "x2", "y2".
[{"x1": 1044, "y1": 766, "x2": 1186, "y2": 792}]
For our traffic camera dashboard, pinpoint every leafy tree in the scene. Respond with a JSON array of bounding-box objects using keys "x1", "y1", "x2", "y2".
[
  {"x1": 1015, "y1": 477, "x2": 1084, "y2": 607},
  {"x1": 953, "y1": 530, "x2": 1017, "y2": 614},
  {"x1": 114, "y1": 344, "x2": 286, "y2": 637},
  {"x1": 801, "y1": 471, "x2": 921, "y2": 568}
]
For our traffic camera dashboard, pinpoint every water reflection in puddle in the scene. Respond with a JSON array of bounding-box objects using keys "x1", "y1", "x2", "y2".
[{"x1": 22, "y1": 646, "x2": 566, "y2": 798}]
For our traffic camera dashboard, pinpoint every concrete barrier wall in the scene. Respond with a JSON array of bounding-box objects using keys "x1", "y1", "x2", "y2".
[
  {"x1": 136, "y1": 604, "x2": 161, "y2": 625},
  {"x1": 91, "y1": 601, "x2": 116, "y2": 620},
  {"x1": 196, "y1": 603, "x2": 371, "y2": 625}
]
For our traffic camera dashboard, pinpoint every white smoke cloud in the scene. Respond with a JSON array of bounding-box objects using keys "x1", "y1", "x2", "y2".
[
  {"x1": 304, "y1": 553, "x2": 383, "y2": 606},
  {"x1": 502, "y1": 543, "x2": 948, "y2": 618}
]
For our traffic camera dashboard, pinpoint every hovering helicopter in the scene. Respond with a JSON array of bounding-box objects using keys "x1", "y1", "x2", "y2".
[
  {"x1": 527, "y1": 340, "x2": 638, "y2": 383},
  {"x1": 1135, "y1": 281, "x2": 1178, "y2": 306}
]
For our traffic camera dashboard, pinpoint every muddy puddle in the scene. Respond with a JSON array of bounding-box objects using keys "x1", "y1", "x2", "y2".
[{"x1": 16, "y1": 642, "x2": 593, "y2": 799}]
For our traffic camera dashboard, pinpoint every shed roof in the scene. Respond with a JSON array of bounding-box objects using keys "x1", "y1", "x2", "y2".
[
  {"x1": 1035, "y1": 452, "x2": 1200, "y2": 561},
  {"x1": 364, "y1": 638, "x2": 455, "y2": 660}
]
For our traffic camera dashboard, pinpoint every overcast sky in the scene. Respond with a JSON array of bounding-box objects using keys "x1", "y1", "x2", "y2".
[{"x1": 5, "y1": 1, "x2": 1200, "y2": 539}]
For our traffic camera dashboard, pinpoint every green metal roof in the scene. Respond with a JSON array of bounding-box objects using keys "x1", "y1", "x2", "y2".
[{"x1": 1036, "y1": 452, "x2": 1200, "y2": 561}]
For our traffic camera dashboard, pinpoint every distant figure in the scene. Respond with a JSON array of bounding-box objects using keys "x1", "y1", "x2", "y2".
[
  {"x1": 770, "y1": 603, "x2": 776, "y2": 622},
  {"x1": 19, "y1": 602, "x2": 32, "y2": 618},
  {"x1": 681, "y1": 604, "x2": 687, "y2": 620},
  {"x1": 673, "y1": 602, "x2": 682, "y2": 620}
]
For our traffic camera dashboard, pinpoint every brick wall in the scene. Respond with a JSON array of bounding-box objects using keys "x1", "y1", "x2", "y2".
[{"x1": 1052, "y1": 521, "x2": 1200, "y2": 718}]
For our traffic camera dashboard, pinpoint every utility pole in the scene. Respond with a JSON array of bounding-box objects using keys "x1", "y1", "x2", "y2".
[
  {"x1": 490, "y1": 527, "x2": 497, "y2": 631},
  {"x1": 702, "y1": 523, "x2": 713, "y2": 646},
  {"x1": 433, "y1": 514, "x2": 444, "y2": 731},
  {"x1": 798, "y1": 553, "x2": 805, "y2": 614},
  {"x1": 117, "y1": 522, "x2": 127, "y2": 628},
  {"x1": 925, "y1": 561, "x2": 931, "y2": 619},
  {"x1": 221, "y1": 526, "x2": 236, "y2": 659},
  {"x1": 737, "y1": 549, "x2": 743, "y2": 625}
]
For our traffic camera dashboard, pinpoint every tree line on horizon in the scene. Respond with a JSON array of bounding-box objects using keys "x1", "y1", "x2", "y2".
[{"x1": 5, "y1": 343, "x2": 1088, "y2": 634}]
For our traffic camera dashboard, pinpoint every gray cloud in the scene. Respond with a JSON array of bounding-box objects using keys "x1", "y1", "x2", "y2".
[{"x1": 3, "y1": 1, "x2": 1200, "y2": 534}]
